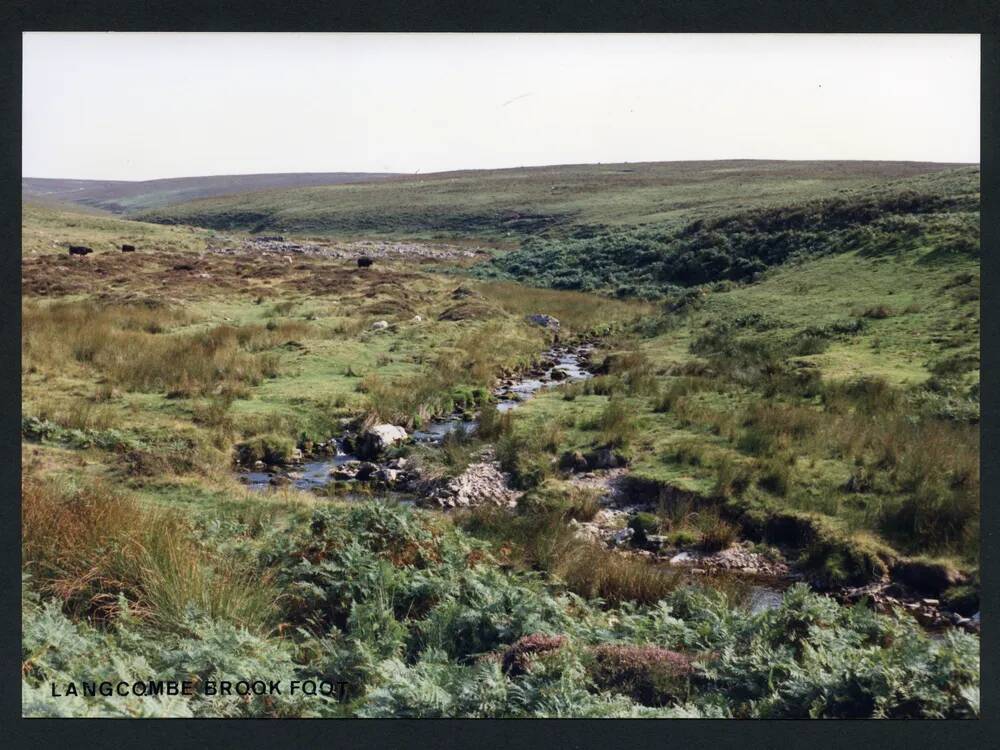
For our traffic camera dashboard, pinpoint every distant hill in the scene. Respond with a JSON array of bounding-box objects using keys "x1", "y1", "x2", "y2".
[
  {"x1": 129, "y1": 160, "x2": 974, "y2": 241},
  {"x1": 21, "y1": 172, "x2": 402, "y2": 214}
]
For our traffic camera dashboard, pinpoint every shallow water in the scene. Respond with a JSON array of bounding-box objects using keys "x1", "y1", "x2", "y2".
[
  {"x1": 746, "y1": 584, "x2": 786, "y2": 614},
  {"x1": 495, "y1": 345, "x2": 593, "y2": 412},
  {"x1": 411, "y1": 417, "x2": 478, "y2": 443},
  {"x1": 240, "y1": 343, "x2": 595, "y2": 491},
  {"x1": 241, "y1": 452, "x2": 359, "y2": 491}
]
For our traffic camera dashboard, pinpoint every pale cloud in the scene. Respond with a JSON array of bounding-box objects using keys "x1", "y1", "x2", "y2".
[{"x1": 23, "y1": 32, "x2": 980, "y2": 180}]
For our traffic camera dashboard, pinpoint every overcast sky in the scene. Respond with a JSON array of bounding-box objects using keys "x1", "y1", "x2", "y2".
[{"x1": 23, "y1": 33, "x2": 980, "y2": 181}]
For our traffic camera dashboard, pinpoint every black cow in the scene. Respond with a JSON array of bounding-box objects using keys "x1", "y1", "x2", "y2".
[
  {"x1": 68, "y1": 245, "x2": 92, "y2": 256},
  {"x1": 357, "y1": 257, "x2": 373, "y2": 268},
  {"x1": 122, "y1": 244, "x2": 136, "y2": 252}
]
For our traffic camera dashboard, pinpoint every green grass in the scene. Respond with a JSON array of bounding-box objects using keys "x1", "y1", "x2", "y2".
[
  {"x1": 134, "y1": 160, "x2": 970, "y2": 242},
  {"x1": 22, "y1": 202, "x2": 215, "y2": 256}
]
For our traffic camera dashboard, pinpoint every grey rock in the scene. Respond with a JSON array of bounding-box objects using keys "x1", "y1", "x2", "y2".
[
  {"x1": 374, "y1": 468, "x2": 400, "y2": 485},
  {"x1": 356, "y1": 424, "x2": 408, "y2": 459},
  {"x1": 526, "y1": 313, "x2": 560, "y2": 331},
  {"x1": 610, "y1": 527, "x2": 635, "y2": 547}
]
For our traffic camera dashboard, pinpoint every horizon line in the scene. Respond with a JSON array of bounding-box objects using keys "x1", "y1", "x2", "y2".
[{"x1": 22, "y1": 157, "x2": 980, "y2": 184}]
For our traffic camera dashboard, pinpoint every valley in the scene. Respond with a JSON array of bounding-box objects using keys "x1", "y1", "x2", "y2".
[{"x1": 21, "y1": 161, "x2": 981, "y2": 718}]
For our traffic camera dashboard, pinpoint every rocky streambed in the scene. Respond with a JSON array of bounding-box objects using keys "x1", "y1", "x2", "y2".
[{"x1": 237, "y1": 341, "x2": 596, "y2": 493}]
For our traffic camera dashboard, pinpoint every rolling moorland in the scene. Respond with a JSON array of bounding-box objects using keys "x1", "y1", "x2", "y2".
[
  {"x1": 21, "y1": 172, "x2": 400, "y2": 215},
  {"x1": 21, "y1": 161, "x2": 980, "y2": 717}
]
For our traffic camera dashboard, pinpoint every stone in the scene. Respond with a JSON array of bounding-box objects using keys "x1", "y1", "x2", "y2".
[
  {"x1": 355, "y1": 462, "x2": 379, "y2": 481},
  {"x1": 253, "y1": 460, "x2": 266, "y2": 470},
  {"x1": 416, "y1": 451, "x2": 519, "y2": 510},
  {"x1": 374, "y1": 468, "x2": 400, "y2": 485},
  {"x1": 331, "y1": 463, "x2": 360, "y2": 481},
  {"x1": 643, "y1": 534, "x2": 669, "y2": 552},
  {"x1": 371, "y1": 320, "x2": 389, "y2": 330},
  {"x1": 526, "y1": 313, "x2": 560, "y2": 331},
  {"x1": 386, "y1": 457, "x2": 408, "y2": 470},
  {"x1": 355, "y1": 424, "x2": 408, "y2": 459},
  {"x1": 412, "y1": 315, "x2": 423, "y2": 322},
  {"x1": 610, "y1": 527, "x2": 635, "y2": 547}
]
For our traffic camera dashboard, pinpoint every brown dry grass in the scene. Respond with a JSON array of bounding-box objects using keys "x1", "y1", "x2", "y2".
[
  {"x1": 22, "y1": 472, "x2": 278, "y2": 632},
  {"x1": 22, "y1": 298, "x2": 309, "y2": 397}
]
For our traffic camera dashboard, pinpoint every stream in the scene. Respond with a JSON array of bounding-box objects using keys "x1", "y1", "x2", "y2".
[
  {"x1": 240, "y1": 342, "x2": 596, "y2": 491},
  {"x1": 234, "y1": 341, "x2": 961, "y2": 626},
  {"x1": 235, "y1": 341, "x2": 792, "y2": 616}
]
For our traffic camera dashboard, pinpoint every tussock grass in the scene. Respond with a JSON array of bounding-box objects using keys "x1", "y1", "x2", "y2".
[
  {"x1": 477, "y1": 280, "x2": 651, "y2": 334},
  {"x1": 22, "y1": 472, "x2": 278, "y2": 632},
  {"x1": 23, "y1": 299, "x2": 304, "y2": 397},
  {"x1": 589, "y1": 395, "x2": 637, "y2": 448},
  {"x1": 457, "y1": 506, "x2": 680, "y2": 606},
  {"x1": 364, "y1": 320, "x2": 540, "y2": 425}
]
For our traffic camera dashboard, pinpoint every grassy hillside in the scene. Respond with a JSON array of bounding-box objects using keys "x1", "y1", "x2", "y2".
[
  {"x1": 508, "y1": 243, "x2": 979, "y2": 566},
  {"x1": 134, "y1": 160, "x2": 970, "y2": 241},
  {"x1": 22, "y1": 172, "x2": 400, "y2": 214},
  {"x1": 475, "y1": 167, "x2": 980, "y2": 297},
  {"x1": 21, "y1": 202, "x2": 219, "y2": 256}
]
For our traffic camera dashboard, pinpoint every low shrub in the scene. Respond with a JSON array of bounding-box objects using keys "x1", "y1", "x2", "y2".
[
  {"x1": 587, "y1": 645, "x2": 693, "y2": 706},
  {"x1": 500, "y1": 634, "x2": 568, "y2": 676},
  {"x1": 496, "y1": 430, "x2": 552, "y2": 490},
  {"x1": 860, "y1": 305, "x2": 893, "y2": 319},
  {"x1": 626, "y1": 513, "x2": 660, "y2": 546}
]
